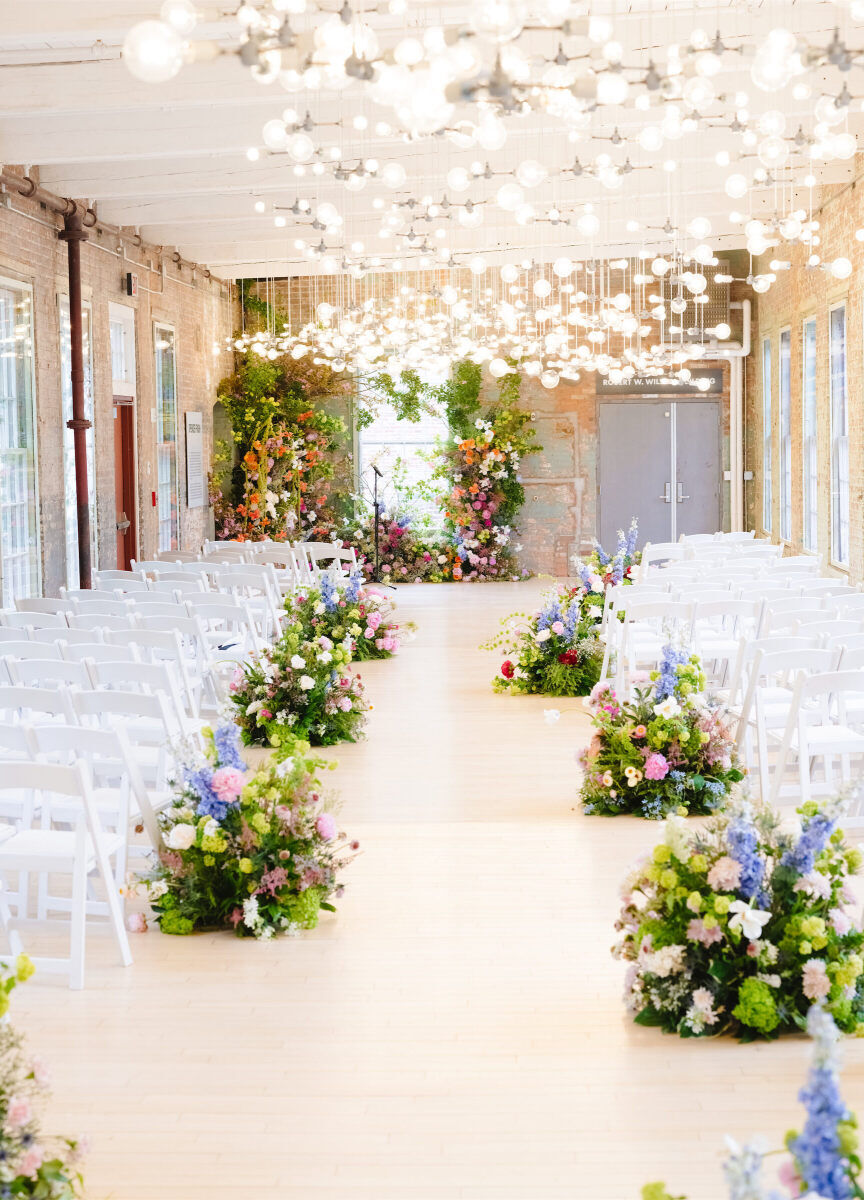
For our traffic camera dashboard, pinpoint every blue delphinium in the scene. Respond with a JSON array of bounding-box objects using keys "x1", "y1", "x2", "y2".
[
  {"x1": 610, "y1": 552, "x2": 625, "y2": 585},
  {"x1": 722, "y1": 1140, "x2": 768, "y2": 1200},
  {"x1": 186, "y1": 766, "x2": 231, "y2": 821},
  {"x1": 653, "y1": 644, "x2": 689, "y2": 701},
  {"x1": 616, "y1": 527, "x2": 627, "y2": 556},
  {"x1": 727, "y1": 814, "x2": 768, "y2": 905},
  {"x1": 345, "y1": 571, "x2": 362, "y2": 604},
  {"x1": 213, "y1": 723, "x2": 246, "y2": 772},
  {"x1": 577, "y1": 563, "x2": 594, "y2": 591},
  {"x1": 593, "y1": 541, "x2": 611, "y2": 567},
  {"x1": 625, "y1": 518, "x2": 639, "y2": 558},
  {"x1": 563, "y1": 599, "x2": 580, "y2": 642},
  {"x1": 320, "y1": 573, "x2": 338, "y2": 613},
  {"x1": 781, "y1": 811, "x2": 836, "y2": 875},
  {"x1": 536, "y1": 599, "x2": 563, "y2": 632},
  {"x1": 790, "y1": 1006, "x2": 853, "y2": 1200}
]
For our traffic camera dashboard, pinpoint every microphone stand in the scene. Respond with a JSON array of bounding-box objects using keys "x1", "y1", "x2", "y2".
[{"x1": 369, "y1": 463, "x2": 396, "y2": 590}]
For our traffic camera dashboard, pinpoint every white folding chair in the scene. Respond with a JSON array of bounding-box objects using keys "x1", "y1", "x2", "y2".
[
  {"x1": 770, "y1": 670, "x2": 864, "y2": 806},
  {"x1": 0, "y1": 760, "x2": 131, "y2": 989},
  {"x1": 61, "y1": 643, "x2": 139, "y2": 666},
  {"x1": 15, "y1": 598, "x2": 73, "y2": 616},
  {"x1": 126, "y1": 629, "x2": 201, "y2": 718},
  {"x1": 92, "y1": 569, "x2": 145, "y2": 588},
  {"x1": 31, "y1": 627, "x2": 102, "y2": 646},
  {"x1": 87, "y1": 659, "x2": 198, "y2": 741},
  {"x1": 59, "y1": 589, "x2": 118, "y2": 604},
  {"x1": 0, "y1": 684, "x2": 77, "y2": 726},
  {"x1": 0, "y1": 641, "x2": 63, "y2": 661},
  {"x1": 7, "y1": 659, "x2": 94, "y2": 690},
  {"x1": 1, "y1": 611, "x2": 68, "y2": 630},
  {"x1": 71, "y1": 598, "x2": 132, "y2": 619},
  {"x1": 67, "y1": 613, "x2": 139, "y2": 636},
  {"x1": 72, "y1": 689, "x2": 177, "y2": 801}
]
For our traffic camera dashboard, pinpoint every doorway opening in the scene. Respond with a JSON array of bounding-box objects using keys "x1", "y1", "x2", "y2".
[{"x1": 113, "y1": 397, "x2": 137, "y2": 570}]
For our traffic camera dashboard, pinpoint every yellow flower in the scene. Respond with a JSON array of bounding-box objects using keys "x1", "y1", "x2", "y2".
[
  {"x1": 15, "y1": 954, "x2": 34, "y2": 983},
  {"x1": 239, "y1": 857, "x2": 254, "y2": 874}
]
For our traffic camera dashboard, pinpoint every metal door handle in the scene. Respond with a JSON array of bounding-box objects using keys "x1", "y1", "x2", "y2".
[
  {"x1": 676, "y1": 482, "x2": 690, "y2": 503},
  {"x1": 658, "y1": 482, "x2": 672, "y2": 503}
]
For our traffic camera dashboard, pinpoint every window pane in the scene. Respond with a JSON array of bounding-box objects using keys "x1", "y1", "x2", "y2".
[
  {"x1": 830, "y1": 306, "x2": 849, "y2": 564},
  {"x1": 0, "y1": 283, "x2": 39, "y2": 606},
  {"x1": 358, "y1": 399, "x2": 449, "y2": 526},
  {"x1": 779, "y1": 329, "x2": 791, "y2": 541},
  {"x1": 802, "y1": 317, "x2": 818, "y2": 552},
  {"x1": 60, "y1": 296, "x2": 97, "y2": 589},
  {"x1": 154, "y1": 325, "x2": 178, "y2": 552},
  {"x1": 762, "y1": 337, "x2": 772, "y2": 533}
]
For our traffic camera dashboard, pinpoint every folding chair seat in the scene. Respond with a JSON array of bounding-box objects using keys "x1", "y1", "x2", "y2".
[{"x1": 0, "y1": 760, "x2": 131, "y2": 989}]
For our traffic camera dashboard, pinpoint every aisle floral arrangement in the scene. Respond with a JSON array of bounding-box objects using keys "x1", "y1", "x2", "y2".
[
  {"x1": 579, "y1": 646, "x2": 743, "y2": 818},
  {"x1": 284, "y1": 572, "x2": 409, "y2": 660},
  {"x1": 0, "y1": 957, "x2": 85, "y2": 1197},
  {"x1": 614, "y1": 796, "x2": 864, "y2": 1041},
  {"x1": 643, "y1": 1004, "x2": 862, "y2": 1200},
  {"x1": 482, "y1": 583, "x2": 604, "y2": 696},
  {"x1": 143, "y1": 724, "x2": 357, "y2": 938},
  {"x1": 229, "y1": 624, "x2": 368, "y2": 748},
  {"x1": 575, "y1": 518, "x2": 641, "y2": 596}
]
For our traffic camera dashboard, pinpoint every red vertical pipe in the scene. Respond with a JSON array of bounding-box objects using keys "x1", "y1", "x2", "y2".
[{"x1": 58, "y1": 210, "x2": 92, "y2": 589}]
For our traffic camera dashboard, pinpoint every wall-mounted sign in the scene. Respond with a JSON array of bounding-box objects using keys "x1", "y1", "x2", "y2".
[
  {"x1": 185, "y1": 411, "x2": 205, "y2": 508},
  {"x1": 596, "y1": 367, "x2": 724, "y2": 397},
  {"x1": 125, "y1": 272, "x2": 138, "y2": 298}
]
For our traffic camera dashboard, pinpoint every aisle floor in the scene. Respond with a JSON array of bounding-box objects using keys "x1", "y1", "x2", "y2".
[{"x1": 13, "y1": 582, "x2": 864, "y2": 1200}]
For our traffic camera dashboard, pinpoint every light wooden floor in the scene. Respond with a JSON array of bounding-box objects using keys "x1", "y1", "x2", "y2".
[{"x1": 13, "y1": 582, "x2": 864, "y2": 1200}]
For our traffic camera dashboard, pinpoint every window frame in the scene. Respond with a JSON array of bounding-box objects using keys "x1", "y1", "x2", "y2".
[
  {"x1": 801, "y1": 314, "x2": 818, "y2": 554},
  {"x1": 761, "y1": 335, "x2": 772, "y2": 534},
  {"x1": 829, "y1": 302, "x2": 849, "y2": 568},
  {"x1": 153, "y1": 321, "x2": 180, "y2": 553},
  {"x1": 778, "y1": 326, "x2": 792, "y2": 543},
  {"x1": 0, "y1": 274, "x2": 41, "y2": 606}
]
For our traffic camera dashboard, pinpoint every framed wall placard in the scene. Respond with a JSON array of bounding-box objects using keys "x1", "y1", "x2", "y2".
[{"x1": 185, "y1": 410, "x2": 205, "y2": 509}]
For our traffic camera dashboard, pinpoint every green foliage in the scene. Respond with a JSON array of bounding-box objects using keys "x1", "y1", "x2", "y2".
[{"x1": 361, "y1": 369, "x2": 428, "y2": 428}]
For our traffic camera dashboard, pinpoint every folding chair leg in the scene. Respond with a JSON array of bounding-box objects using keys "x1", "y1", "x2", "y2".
[
  {"x1": 0, "y1": 879, "x2": 23, "y2": 959},
  {"x1": 69, "y1": 857, "x2": 87, "y2": 991},
  {"x1": 93, "y1": 846, "x2": 132, "y2": 968}
]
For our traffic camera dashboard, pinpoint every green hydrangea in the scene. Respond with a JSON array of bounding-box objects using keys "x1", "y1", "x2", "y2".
[
  {"x1": 733, "y1": 978, "x2": 779, "y2": 1034},
  {"x1": 288, "y1": 887, "x2": 323, "y2": 929},
  {"x1": 160, "y1": 911, "x2": 195, "y2": 936}
]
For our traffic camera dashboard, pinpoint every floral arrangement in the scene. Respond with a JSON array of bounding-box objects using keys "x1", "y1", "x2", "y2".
[
  {"x1": 441, "y1": 403, "x2": 536, "y2": 581},
  {"x1": 643, "y1": 1004, "x2": 862, "y2": 1200},
  {"x1": 580, "y1": 646, "x2": 743, "y2": 818},
  {"x1": 229, "y1": 622, "x2": 368, "y2": 748},
  {"x1": 614, "y1": 795, "x2": 864, "y2": 1041},
  {"x1": 347, "y1": 511, "x2": 461, "y2": 583},
  {"x1": 482, "y1": 583, "x2": 604, "y2": 696},
  {"x1": 212, "y1": 343, "x2": 348, "y2": 542},
  {"x1": 575, "y1": 518, "x2": 641, "y2": 594},
  {"x1": 143, "y1": 723, "x2": 357, "y2": 938},
  {"x1": 284, "y1": 572, "x2": 408, "y2": 661},
  {"x1": 0, "y1": 956, "x2": 85, "y2": 1197}
]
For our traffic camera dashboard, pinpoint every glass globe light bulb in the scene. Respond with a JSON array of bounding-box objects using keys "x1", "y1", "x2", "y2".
[
  {"x1": 724, "y1": 173, "x2": 749, "y2": 199},
  {"x1": 496, "y1": 182, "x2": 525, "y2": 212},
  {"x1": 515, "y1": 159, "x2": 547, "y2": 189},
  {"x1": 830, "y1": 257, "x2": 853, "y2": 279},
  {"x1": 160, "y1": 0, "x2": 198, "y2": 35},
  {"x1": 122, "y1": 20, "x2": 185, "y2": 83}
]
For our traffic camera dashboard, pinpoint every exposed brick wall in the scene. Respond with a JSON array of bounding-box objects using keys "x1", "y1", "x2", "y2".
[
  {"x1": 746, "y1": 174, "x2": 864, "y2": 581},
  {"x1": 0, "y1": 171, "x2": 237, "y2": 596},
  {"x1": 252, "y1": 272, "x2": 735, "y2": 574}
]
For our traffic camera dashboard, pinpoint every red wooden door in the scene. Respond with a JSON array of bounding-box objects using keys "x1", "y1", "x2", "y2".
[{"x1": 113, "y1": 398, "x2": 137, "y2": 570}]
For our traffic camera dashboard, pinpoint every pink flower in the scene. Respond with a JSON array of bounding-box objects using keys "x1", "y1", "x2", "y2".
[
  {"x1": 686, "y1": 918, "x2": 723, "y2": 947},
  {"x1": 315, "y1": 812, "x2": 338, "y2": 841},
  {"x1": 126, "y1": 912, "x2": 148, "y2": 934},
  {"x1": 643, "y1": 753, "x2": 669, "y2": 781},
  {"x1": 551, "y1": 621, "x2": 565, "y2": 635},
  {"x1": 830, "y1": 908, "x2": 853, "y2": 936},
  {"x1": 211, "y1": 767, "x2": 246, "y2": 803},
  {"x1": 259, "y1": 709, "x2": 272, "y2": 721},
  {"x1": 364, "y1": 627, "x2": 374, "y2": 639},
  {"x1": 29, "y1": 1058, "x2": 51, "y2": 1089},
  {"x1": 6, "y1": 1095, "x2": 30, "y2": 1129},
  {"x1": 706, "y1": 856, "x2": 742, "y2": 892},
  {"x1": 19, "y1": 1148, "x2": 43, "y2": 1178},
  {"x1": 777, "y1": 1159, "x2": 802, "y2": 1196},
  {"x1": 802, "y1": 959, "x2": 831, "y2": 1000}
]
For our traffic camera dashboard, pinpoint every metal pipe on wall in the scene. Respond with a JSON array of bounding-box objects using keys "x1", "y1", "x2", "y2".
[{"x1": 58, "y1": 210, "x2": 92, "y2": 589}]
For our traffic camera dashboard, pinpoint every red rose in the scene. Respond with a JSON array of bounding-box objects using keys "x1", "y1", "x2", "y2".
[
  {"x1": 558, "y1": 648, "x2": 580, "y2": 666},
  {"x1": 501, "y1": 660, "x2": 515, "y2": 679}
]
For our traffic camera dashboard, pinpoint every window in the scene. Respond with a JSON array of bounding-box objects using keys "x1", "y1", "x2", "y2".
[
  {"x1": 0, "y1": 279, "x2": 39, "y2": 606},
  {"x1": 830, "y1": 305, "x2": 849, "y2": 565},
  {"x1": 802, "y1": 316, "x2": 818, "y2": 552},
  {"x1": 761, "y1": 337, "x2": 772, "y2": 533},
  {"x1": 109, "y1": 303, "x2": 136, "y2": 399},
  {"x1": 779, "y1": 328, "x2": 791, "y2": 541},
  {"x1": 358, "y1": 402, "x2": 449, "y2": 525},
  {"x1": 59, "y1": 295, "x2": 97, "y2": 588},
  {"x1": 154, "y1": 323, "x2": 179, "y2": 552}
]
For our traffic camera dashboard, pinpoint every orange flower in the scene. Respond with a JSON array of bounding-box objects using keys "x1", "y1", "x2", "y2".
[
  {"x1": 469, "y1": 483, "x2": 479, "y2": 494},
  {"x1": 243, "y1": 452, "x2": 258, "y2": 468}
]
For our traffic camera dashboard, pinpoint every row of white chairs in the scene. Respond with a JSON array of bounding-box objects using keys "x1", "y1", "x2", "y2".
[{"x1": 612, "y1": 539, "x2": 864, "y2": 816}]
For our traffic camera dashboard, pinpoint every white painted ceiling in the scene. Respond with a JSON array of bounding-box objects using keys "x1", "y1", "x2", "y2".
[{"x1": 0, "y1": 0, "x2": 861, "y2": 279}]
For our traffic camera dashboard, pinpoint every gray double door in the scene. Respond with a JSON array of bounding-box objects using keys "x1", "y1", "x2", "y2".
[{"x1": 598, "y1": 400, "x2": 721, "y2": 549}]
